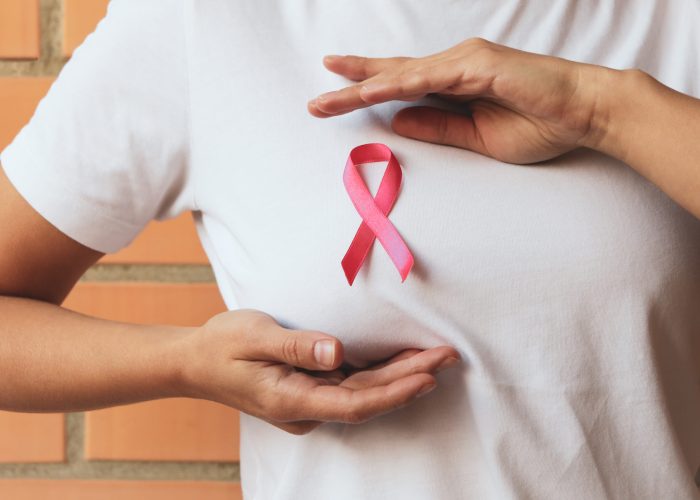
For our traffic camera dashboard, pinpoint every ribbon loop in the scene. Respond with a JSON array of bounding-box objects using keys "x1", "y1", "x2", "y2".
[{"x1": 341, "y1": 143, "x2": 414, "y2": 285}]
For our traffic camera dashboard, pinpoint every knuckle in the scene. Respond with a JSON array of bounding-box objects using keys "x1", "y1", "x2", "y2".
[
  {"x1": 237, "y1": 309, "x2": 274, "y2": 337},
  {"x1": 281, "y1": 335, "x2": 303, "y2": 365},
  {"x1": 459, "y1": 37, "x2": 495, "y2": 62},
  {"x1": 401, "y1": 70, "x2": 429, "y2": 90},
  {"x1": 346, "y1": 55, "x2": 369, "y2": 73},
  {"x1": 463, "y1": 36, "x2": 491, "y2": 50}
]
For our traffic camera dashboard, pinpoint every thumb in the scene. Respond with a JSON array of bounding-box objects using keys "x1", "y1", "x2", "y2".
[
  {"x1": 243, "y1": 324, "x2": 344, "y2": 371},
  {"x1": 391, "y1": 105, "x2": 490, "y2": 156}
]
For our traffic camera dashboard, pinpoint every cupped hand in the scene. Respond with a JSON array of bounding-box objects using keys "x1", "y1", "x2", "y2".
[
  {"x1": 175, "y1": 309, "x2": 461, "y2": 435},
  {"x1": 308, "y1": 37, "x2": 610, "y2": 164}
]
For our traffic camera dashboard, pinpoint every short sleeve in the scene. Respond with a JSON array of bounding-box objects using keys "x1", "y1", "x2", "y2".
[{"x1": 0, "y1": 0, "x2": 192, "y2": 253}]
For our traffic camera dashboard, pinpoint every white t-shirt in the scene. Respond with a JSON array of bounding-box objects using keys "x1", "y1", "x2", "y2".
[{"x1": 3, "y1": 1, "x2": 700, "y2": 498}]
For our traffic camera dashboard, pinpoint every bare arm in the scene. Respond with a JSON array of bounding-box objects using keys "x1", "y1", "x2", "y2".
[
  {"x1": 0, "y1": 166, "x2": 460, "y2": 433},
  {"x1": 589, "y1": 69, "x2": 700, "y2": 219},
  {"x1": 307, "y1": 38, "x2": 700, "y2": 220},
  {"x1": 0, "y1": 166, "x2": 185, "y2": 412}
]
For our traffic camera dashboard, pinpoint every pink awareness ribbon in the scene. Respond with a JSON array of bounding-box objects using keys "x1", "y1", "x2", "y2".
[{"x1": 341, "y1": 143, "x2": 414, "y2": 285}]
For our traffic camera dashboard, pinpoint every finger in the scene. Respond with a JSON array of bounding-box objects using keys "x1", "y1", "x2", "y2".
[
  {"x1": 295, "y1": 373, "x2": 437, "y2": 424},
  {"x1": 322, "y1": 54, "x2": 410, "y2": 81},
  {"x1": 308, "y1": 82, "x2": 389, "y2": 116},
  {"x1": 308, "y1": 83, "x2": 376, "y2": 117},
  {"x1": 359, "y1": 62, "x2": 463, "y2": 104},
  {"x1": 299, "y1": 368, "x2": 347, "y2": 385},
  {"x1": 341, "y1": 346, "x2": 461, "y2": 390},
  {"x1": 263, "y1": 416, "x2": 322, "y2": 436},
  {"x1": 277, "y1": 420, "x2": 322, "y2": 435},
  {"x1": 368, "y1": 346, "x2": 460, "y2": 374},
  {"x1": 339, "y1": 348, "x2": 423, "y2": 376},
  {"x1": 368, "y1": 348, "x2": 424, "y2": 371},
  {"x1": 306, "y1": 99, "x2": 339, "y2": 118},
  {"x1": 310, "y1": 62, "x2": 462, "y2": 116},
  {"x1": 239, "y1": 317, "x2": 344, "y2": 371},
  {"x1": 399, "y1": 93, "x2": 428, "y2": 102},
  {"x1": 391, "y1": 105, "x2": 491, "y2": 156}
]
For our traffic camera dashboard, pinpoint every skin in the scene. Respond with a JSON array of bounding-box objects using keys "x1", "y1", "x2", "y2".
[
  {"x1": 0, "y1": 167, "x2": 460, "y2": 436},
  {"x1": 3, "y1": 36, "x2": 700, "y2": 437},
  {"x1": 308, "y1": 37, "x2": 700, "y2": 221}
]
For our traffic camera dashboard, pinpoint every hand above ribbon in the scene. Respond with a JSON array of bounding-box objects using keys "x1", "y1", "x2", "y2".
[
  {"x1": 307, "y1": 37, "x2": 611, "y2": 165},
  {"x1": 308, "y1": 34, "x2": 700, "y2": 229}
]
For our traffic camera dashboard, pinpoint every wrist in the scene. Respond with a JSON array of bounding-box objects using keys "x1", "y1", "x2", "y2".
[
  {"x1": 153, "y1": 324, "x2": 199, "y2": 399},
  {"x1": 580, "y1": 65, "x2": 655, "y2": 162}
]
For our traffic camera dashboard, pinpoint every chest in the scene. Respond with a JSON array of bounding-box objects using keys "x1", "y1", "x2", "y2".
[{"x1": 184, "y1": 0, "x2": 700, "y2": 369}]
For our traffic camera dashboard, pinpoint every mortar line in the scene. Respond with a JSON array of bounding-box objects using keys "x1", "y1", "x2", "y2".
[
  {"x1": 0, "y1": 0, "x2": 238, "y2": 486},
  {"x1": 79, "y1": 264, "x2": 216, "y2": 284},
  {"x1": 0, "y1": 462, "x2": 240, "y2": 482},
  {"x1": 0, "y1": 0, "x2": 65, "y2": 77},
  {"x1": 65, "y1": 412, "x2": 84, "y2": 464}
]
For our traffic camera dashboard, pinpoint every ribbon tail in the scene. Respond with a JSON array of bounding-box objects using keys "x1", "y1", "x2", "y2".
[
  {"x1": 341, "y1": 221, "x2": 376, "y2": 285},
  {"x1": 373, "y1": 219, "x2": 415, "y2": 282}
]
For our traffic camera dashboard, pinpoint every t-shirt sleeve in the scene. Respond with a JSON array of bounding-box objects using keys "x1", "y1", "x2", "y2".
[{"x1": 0, "y1": 0, "x2": 192, "y2": 254}]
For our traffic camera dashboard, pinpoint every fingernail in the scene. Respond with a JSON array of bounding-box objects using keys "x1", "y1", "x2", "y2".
[
  {"x1": 324, "y1": 54, "x2": 341, "y2": 63},
  {"x1": 416, "y1": 383, "x2": 436, "y2": 398},
  {"x1": 317, "y1": 92, "x2": 333, "y2": 102},
  {"x1": 314, "y1": 340, "x2": 336, "y2": 369},
  {"x1": 436, "y1": 356, "x2": 461, "y2": 373}
]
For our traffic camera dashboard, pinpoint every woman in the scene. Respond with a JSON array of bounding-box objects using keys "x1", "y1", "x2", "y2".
[{"x1": 1, "y1": 1, "x2": 699, "y2": 498}]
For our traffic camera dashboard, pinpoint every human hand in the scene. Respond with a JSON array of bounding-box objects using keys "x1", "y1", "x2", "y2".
[
  {"x1": 308, "y1": 37, "x2": 614, "y2": 164},
  {"x1": 176, "y1": 309, "x2": 461, "y2": 435}
]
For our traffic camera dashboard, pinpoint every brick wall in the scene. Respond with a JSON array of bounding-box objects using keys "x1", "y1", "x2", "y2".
[{"x1": 0, "y1": 1, "x2": 242, "y2": 498}]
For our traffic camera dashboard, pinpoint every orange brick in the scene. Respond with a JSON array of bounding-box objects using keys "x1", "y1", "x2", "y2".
[
  {"x1": 0, "y1": 480, "x2": 242, "y2": 500},
  {"x1": 100, "y1": 212, "x2": 209, "y2": 264},
  {"x1": 0, "y1": 413, "x2": 64, "y2": 463},
  {"x1": 62, "y1": 0, "x2": 109, "y2": 57},
  {"x1": 62, "y1": 282, "x2": 227, "y2": 326},
  {"x1": 62, "y1": 283, "x2": 237, "y2": 462},
  {"x1": 86, "y1": 398, "x2": 239, "y2": 461},
  {"x1": 0, "y1": 0, "x2": 40, "y2": 59},
  {"x1": 0, "y1": 78, "x2": 53, "y2": 150}
]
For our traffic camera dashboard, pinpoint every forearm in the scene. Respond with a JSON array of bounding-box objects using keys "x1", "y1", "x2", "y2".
[
  {"x1": 587, "y1": 67, "x2": 700, "y2": 219},
  {"x1": 0, "y1": 295, "x2": 191, "y2": 413}
]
